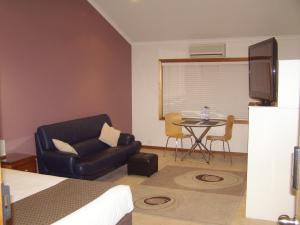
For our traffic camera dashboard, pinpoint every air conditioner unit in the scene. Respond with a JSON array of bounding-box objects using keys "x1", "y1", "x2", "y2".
[{"x1": 189, "y1": 43, "x2": 226, "y2": 58}]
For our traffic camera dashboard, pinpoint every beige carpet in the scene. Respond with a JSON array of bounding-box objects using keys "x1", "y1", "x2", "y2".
[
  {"x1": 141, "y1": 165, "x2": 247, "y2": 196},
  {"x1": 132, "y1": 185, "x2": 241, "y2": 225},
  {"x1": 132, "y1": 166, "x2": 246, "y2": 225}
]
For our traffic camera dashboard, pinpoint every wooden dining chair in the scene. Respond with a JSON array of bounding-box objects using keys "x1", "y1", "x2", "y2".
[
  {"x1": 164, "y1": 112, "x2": 193, "y2": 161},
  {"x1": 205, "y1": 115, "x2": 234, "y2": 164}
]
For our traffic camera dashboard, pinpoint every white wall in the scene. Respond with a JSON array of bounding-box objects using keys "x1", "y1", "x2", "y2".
[{"x1": 132, "y1": 36, "x2": 300, "y2": 153}]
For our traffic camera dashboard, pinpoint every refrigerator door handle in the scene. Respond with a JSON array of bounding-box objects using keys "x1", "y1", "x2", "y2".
[
  {"x1": 293, "y1": 147, "x2": 300, "y2": 190},
  {"x1": 278, "y1": 147, "x2": 300, "y2": 225}
]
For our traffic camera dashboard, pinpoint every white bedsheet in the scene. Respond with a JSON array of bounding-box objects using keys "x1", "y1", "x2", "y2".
[{"x1": 2, "y1": 169, "x2": 134, "y2": 225}]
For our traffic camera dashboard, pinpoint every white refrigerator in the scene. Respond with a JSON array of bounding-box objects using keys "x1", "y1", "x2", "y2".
[{"x1": 246, "y1": 60, "x2": 300, "y2": 222}]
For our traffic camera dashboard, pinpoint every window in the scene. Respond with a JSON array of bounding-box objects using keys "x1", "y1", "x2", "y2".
[{"x1": 159, "y1": 58, "x2": 249, "y2": 121}]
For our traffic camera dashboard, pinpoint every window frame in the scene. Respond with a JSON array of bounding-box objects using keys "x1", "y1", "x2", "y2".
[{"x1": 158, "y1": 57, "x2": 249, "y2": 124}]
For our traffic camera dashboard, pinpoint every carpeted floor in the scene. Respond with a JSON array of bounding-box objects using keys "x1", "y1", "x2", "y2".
[
  {"x1": 141, "y1": 165, "x2": 247, "y2": 196},
  {"x1": 133, "y1": 185, "x2": 242, "y2": 225},
  {"x1": 96, "y1": 149, "x2": 276, "y2": 225},
  {"x1": 131, "y1": 165, "x2": 247, "y2": 225}
]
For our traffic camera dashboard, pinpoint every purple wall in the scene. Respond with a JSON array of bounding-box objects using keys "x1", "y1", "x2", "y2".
[{"x1": 0, "y1": 0, "x2": 132, "y2": 154}]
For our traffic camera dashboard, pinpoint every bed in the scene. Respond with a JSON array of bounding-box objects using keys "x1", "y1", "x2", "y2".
[{"x1": 2, "y1": 168, "x2": 134, "y2": 225}]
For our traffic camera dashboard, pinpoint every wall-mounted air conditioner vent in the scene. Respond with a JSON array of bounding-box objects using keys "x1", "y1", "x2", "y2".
[{"x1": 189, "y1": 43, "x2": 226, "y2": 58}]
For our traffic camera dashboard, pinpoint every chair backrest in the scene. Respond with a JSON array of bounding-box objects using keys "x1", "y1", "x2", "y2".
[
  {"x1": 164, "y1": 112, "x2": 183, "y2": 137},
  {"x1": 224, "y1": 115, "x2": 235, "y2": 140}
]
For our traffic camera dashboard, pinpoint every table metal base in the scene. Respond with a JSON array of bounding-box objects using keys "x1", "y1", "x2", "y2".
[{"x1": 181, "y1": 126, "x2": 212, "y2": 163}]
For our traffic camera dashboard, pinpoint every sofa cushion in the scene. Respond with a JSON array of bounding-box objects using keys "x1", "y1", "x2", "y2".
[
  {"x1": 118, "y1": 141, "x2": 142, "y2": 159},
  {"x1": 52, "y1": 139, "x2": 78, "y2": 155},
  {"x1": 74, "y1": 141, "x2": 142, "y2": 178},
  {"x1": 73, "y1": 138, "x2": 109, "y2": 158},
  {"x1": 74, "y1": 147, "x2": 127, "y2": 176},
  {"x1": 99, "y1": 123, "x2": 120, "y2": 147},
  {"x1": 37, "y1": 114, "x2": 112, "y2": 151},
  {"x1": 118, "y1": 133, "x2": 135, "y2": 146}
]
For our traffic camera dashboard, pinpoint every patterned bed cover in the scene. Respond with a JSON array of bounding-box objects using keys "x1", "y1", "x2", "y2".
[{"x1": 11, "y1": 179, "x2": 132, "y2": 225}]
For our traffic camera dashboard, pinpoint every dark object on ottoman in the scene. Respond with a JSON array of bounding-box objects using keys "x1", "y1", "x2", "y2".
[
  {"x1": 35, "y1": 114, "x2": 141, "y2": 180},
  {"x1": 127, "y1": 153, "x2": 158, "y2": 177}
]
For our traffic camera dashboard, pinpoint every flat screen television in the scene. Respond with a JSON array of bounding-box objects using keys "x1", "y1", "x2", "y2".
[{"x1": 248, "y1": 37, "x2": 278, "y2": 106}]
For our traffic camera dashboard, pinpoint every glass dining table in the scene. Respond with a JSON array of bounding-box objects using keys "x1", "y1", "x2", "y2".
[{"x1": 173, "y1": 119, "x2": 226, "y2": 164}]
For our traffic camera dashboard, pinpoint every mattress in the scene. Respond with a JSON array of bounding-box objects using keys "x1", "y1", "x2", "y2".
[{"x1": 2, "y1": 169, "x2": 134, "y2": 225}]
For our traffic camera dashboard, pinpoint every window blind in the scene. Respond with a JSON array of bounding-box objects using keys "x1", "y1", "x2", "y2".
[{"x1": 162, "y1": 61, "x2": 249, "y2": 120}]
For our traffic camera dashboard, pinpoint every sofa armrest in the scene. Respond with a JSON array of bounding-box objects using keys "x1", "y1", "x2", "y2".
[
  {"x1": 42, "y1": 151, "x2": 78, "y2": 175},
  {"x1": 118, "y1": 133, "x2": 135, "y2": 146}
]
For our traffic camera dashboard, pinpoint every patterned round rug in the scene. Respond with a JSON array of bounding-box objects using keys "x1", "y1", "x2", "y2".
[
  {"x1": 134, "y1": 194, "x2": 176, "y2": 210},
  {"x1": 144, "y1": 196, "x2": 172, "y2": 205},
  {"x1": 174, "y1": 169, "x2": 243, "y2": 190},
  {"x1": 196, "y1": 174, "x2": 224, "y2": 182}
]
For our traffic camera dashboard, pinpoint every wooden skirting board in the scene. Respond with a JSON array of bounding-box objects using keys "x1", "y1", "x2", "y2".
[{"x1": 142, "y1": 145, "x2": 248, "y2": 156}]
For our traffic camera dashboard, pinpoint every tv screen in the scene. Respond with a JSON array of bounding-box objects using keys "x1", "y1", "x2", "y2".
[{"x1": 248, "y1": 38, "x2": 278, "y2": 106}]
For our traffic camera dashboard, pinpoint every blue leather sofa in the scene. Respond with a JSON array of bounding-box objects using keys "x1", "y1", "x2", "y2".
[{"x1": 35, "y1": 114, "x2": 141, "y2": 180}]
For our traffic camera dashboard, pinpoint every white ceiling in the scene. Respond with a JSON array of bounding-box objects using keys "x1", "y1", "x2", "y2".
[{"x1": 89, "y1": 0, "x2": 300, "y2": 43}]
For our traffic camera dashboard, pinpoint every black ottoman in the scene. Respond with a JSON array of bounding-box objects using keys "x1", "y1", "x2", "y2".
[{"x1": 127, "y1": 153, "x2": 158, "y2": 177}]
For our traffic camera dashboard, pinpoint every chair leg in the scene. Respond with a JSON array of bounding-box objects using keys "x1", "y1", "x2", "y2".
[
  {"x1": 181, "y1": 138, "x2": 183, "y2": 149},
  {"x1": 164, "y1": 137, "x2": 171, "y2": 157},
  {"x1": 209, "y1": 140, "x2": 214, "y2": 157},
  {"x1": 226, "y1": 141, "x2": 232, "y2": 165},
  {"x1": 180, "y1": 138, "x2": 184, "y2": 157},
  {"x1": 208, "y1": 140, "x2": 215, "y2": 162},
  {"x1": 222, "y1": 141, "x2": 225, "y2": 159},
  {"x1": 175, "y1": 138, "x2": 178, "y2": 161},
  {"x1": 190, "y1": 137, "x2": 193, "y2": 155}
]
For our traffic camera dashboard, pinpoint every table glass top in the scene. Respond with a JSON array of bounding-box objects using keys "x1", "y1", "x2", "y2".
[{"x1": 175, "y1": 119, "x2": 225, "y2": 127}]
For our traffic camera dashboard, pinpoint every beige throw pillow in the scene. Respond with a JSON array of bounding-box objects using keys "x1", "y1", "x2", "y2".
[
  {"x1": 52, "y1": 139, "x2": 78, "y2": 155},
  {"x1": 99, "y1": 123, "x2": 121, "y2": 147}
]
